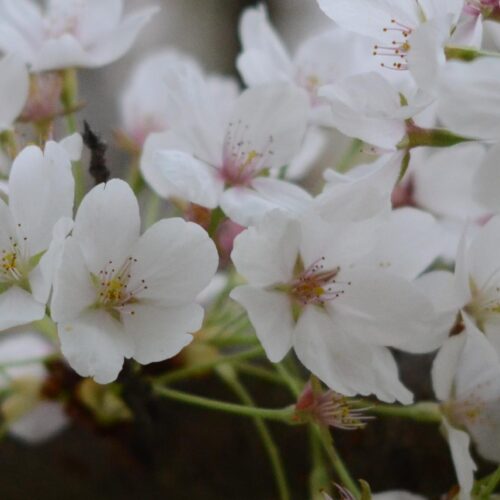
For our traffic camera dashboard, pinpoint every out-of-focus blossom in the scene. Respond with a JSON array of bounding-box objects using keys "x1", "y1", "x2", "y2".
[
  {"x1": 0, "y1": 331, "x2": 68, "y2": 443},
  {"x1": 51, "y1": 179, "x2": 218, "y2": 384},
  {"x1": 0, "y1": 0, "x2": 159, "y2": 71},
  {"x1": 231, "y1": 208, "x2": 443, "y2": 403},
  {"x1": 432, "y1": 315, "x2": 500, "y2": 499},
  {"x1": 0, "y1": 54, "x2": 29, "y2": 132}
]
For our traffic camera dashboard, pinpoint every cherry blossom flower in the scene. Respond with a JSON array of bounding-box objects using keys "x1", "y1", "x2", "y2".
[
  {"x1": 0, "y1": 139, "x2": 75, "y2": 331},
  {"x1": 0, "y1": 331, "x2": 68, "y2": 443},
  {"x1": 0, "y1": 53, "x2": 29, "y2": 132},
  {"x1": 145, "y1": 82, "x2": 312, "y2": 226},
  {"x1": 119, "y1": 49, "x2": 203, "y2": 152},
  {"x1": 0, "y1": 0, "x2": 159, "y2": 71},
  {"x1": 231, "y1": 208, "x2": 443, "y2": 403},
  {"x1": 51, "y1": 179, "x2": 219, "y2": 384},
  {"x1": 432, "y1": 314, "x2": 500, "y2": 499}
]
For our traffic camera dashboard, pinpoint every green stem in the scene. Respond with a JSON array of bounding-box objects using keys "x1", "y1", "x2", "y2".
[
  {"x1": 275, "y1": 362, "x2": 303, "y2": 398},
  {"x1": 354, "y1": 400, "x2": 442, "y2": 423},
  {"x1": 309, "y1": 425, "x2": 331, "y2": 499},
  {"x1": 445, "y1": 45, "x2": 500, "y2": 61},
  {"x1": 218, "y1": 368, "x2": 291, "y2": 500},
  {"x1": 60, "y1": 68, "x2": 85, "y2": 205},
  {"x1": 145, "y1": 193, "x2": 161, "y2": 228},
  {"x1": 153, "y1": 345, "x2": 265, "y2": 384},
  {"x1": 153, "y1": 385, "x2": 295, "y2": 423},
  {"x1": 336, "y1": 139, "x2": 363, "y2": 174},
  {"x1": 399, "y1": 125, "x2": 473, "y2": 150},
  {"x1": 315, "y1": 425, "x2": 360, "y2": 499},
  {"x1": 479, "y1": 466, "x2": 500, "y2": 498},
  {"x1": 237, "y1": 363, "x2": 289, "y2": 386}
]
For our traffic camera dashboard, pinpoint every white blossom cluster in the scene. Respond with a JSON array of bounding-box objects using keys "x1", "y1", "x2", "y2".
[{"x1": 1, "y1": 1, "x2": 500, "y2": 499}]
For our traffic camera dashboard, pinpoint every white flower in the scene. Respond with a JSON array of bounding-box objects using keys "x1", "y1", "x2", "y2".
[
  {"x1": 145, "y1": 82, "x2": 311, "y2": 226},
  {"x1": 432, "y1": 314, "x2": 500, "y2": 499},
  {"x1": 473, "y1": 142, "x2": 500, "y2": 213},
  {"x1": 0, "y1": 0, "x2": 159, "y2": 71},
  {"x1": 437, "y1": 58, "x2": 500, "y2": 140},
  {"x1": 0, "y1": 331, "x2": 68, "y2": 443},
  {"x1": 51, "y1": 179, "x2": 219, "y2": 384},
  {"x1": 237, "y1": 5, "x2": 377, "y2": 126},
  {"x1": 0, "y1": 53, "x2": 29, "y2": 132},
  {"x1": 420, "y1": 215, "x2": 500, "y2": 356},
  {"x1": 231, "y1": 208, "x2": 443, "y2": 403},
  {"x1": 318, "y1": 73, "x2": 432, "y2": 150},
  {"x1": 0, "y1": 140, "x2": 75, "y2": 331},
  {"x1": 317, "y1": 0, "x2": 464, "y2": 88},
  {"x1": 119, "y1": 49, "x2": 203, "y2": 151}
]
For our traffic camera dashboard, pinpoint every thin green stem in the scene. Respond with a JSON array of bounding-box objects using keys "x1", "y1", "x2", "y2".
[
  {"x1": 153, "y1": 345, "x2": 265, "y2": 385},
  {"x1": 145, "y1": 193, "x2": 162, "y2": 228},
  {"x1": 237, "y1": 363, "x2": 288, "y2": 386},
  {"x1": 479, "y1": 466, "x2": 500, "y2": 498},
  {"x1": 153, "y1": 385, "x2": 295, "y2": 423},
  {"x1": 275, "y1": 362, "x2": 302, "y2": 398},
  {"x1": 309, "y1": 425, "x2": 331, "y2": 499},
  {"x1": 314, "y1": 425, "x2": 360, "y2": 499},
  {"x1": 218, "y1": 369, "x2": 291, "y2": 500},
  {"x1": 353, "y1": 400, "x2": 442, "y2": 423}
]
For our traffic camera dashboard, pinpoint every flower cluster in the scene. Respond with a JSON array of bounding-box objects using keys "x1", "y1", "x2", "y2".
[{"x1": 1, "y1": 0, "x2": 500, "y2": 499}]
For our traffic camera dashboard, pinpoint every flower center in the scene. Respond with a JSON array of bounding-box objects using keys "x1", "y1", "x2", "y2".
[
  {"x1": 289, "y1": 257, "x2": 351, "y2": 306},
  {"x1": 94, "y1": 257, "x2": 148, "y2": 316},
  {"x1": 220, "y1": 120, "x2": 274, "y2": 186},
  {"x1": 0, "y1": 225, "x2": 30, "y2": 286},
  {"x1": 373, "y1": 19, "x2": 413, "y2": 71},
  {"x1": 444, "y1": 394, "x2": 487, "y2": 428}
]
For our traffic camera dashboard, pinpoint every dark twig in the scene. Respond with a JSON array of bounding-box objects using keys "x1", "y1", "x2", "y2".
[{"x1": 83, "y1": 120, "x2": 110, "y2": 185}]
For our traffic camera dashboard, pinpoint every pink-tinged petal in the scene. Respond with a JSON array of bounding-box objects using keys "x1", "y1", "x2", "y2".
[
  {"x1": 418, "y1": 0, "x2": 467, "y2": 23},
  {"x1": 9, "y1": 401, "x2": 68, "y2": 444},
  {"x1": 9, "y1": 141, "x2": 74, "y2": 256},
  {"x1": 84, "y1": 7, "x2": 159, "y2": 68},
  {"x1": 330, "y1": 267, "x2": 441, "y2": 353},
  {"x1": 127, "y1": 218, "x2": 218, "y2": 306},
  {"x1": 124, "y1": 303, "x2": 201, "y2": 365},
  {"x1": 73, "y1": 179, "x2": 140, "y2": 275},
  {"x1": 231, "y1": 210, "x2": 300, "y2": 287},
  {"x1": 230, "y1": 285, "x2": 293, "y2": 363},
  {"x1": 58, "y1": 309, "x2": 133, "y2": 384},
  {"x1": 442, "y1": 419, "x2": 476, "y2": 499},
  {"x1": 360, "y1": 207, "x2": 443, "y2": 280},
  {"x1": 0, "y1": 286, "x2": 44, "y2": 330},
  {"x1": 0, "y1": 54, "x2": 28, "y2": 131},
  {"x1": 50, "y1": 236, "x2": 96, "y2": 323},
  {"x1": 153, "y1": 150, "x2": 222, "y2": 209}
]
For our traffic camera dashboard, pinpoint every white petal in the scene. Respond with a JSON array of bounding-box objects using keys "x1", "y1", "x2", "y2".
[
  {"x1": 360, "y1": 207, "x2": 443, "y2": 280},
  {"x1": 220, "y1": 179, "x2": 312, "y2": 227},
  {"x1": 9, "y1": 401, "x2": 68, "y2": 444},
  {"x1": 0, "y1": 286, "x2": 44, "y2": 331},
  {"x1": 474, "y1": 142, "x2": 500, "y2": 213},
  {"x1": 83, "y1": 7, "x2": 159, "y2": 68},
  {"x1": 127, "y1": 218, "x2": 219, "y2": 306},
  {"x1": 431, "y1": 334, "x2": 467, "y2": 401},
  {"x1": 230, "y1": 285, "x2": 294, "y2": 363},
  {"x1": 316, "y1": 0, "x2": 420, "y2": 39},
  {"x1": 0, "y1": 54, "x2": 28, "y2": 131},
  {"x1": 77, "y1": 0, "x2": 122, "y2": 46},
  {"x1": 226, "y1": 83, "x2": 309, "y2": 170},
  {"x1": 153, "y1": 150, "x2": 222, "y2": 209},
  {"x1": 237, "y1": 5, "x2": 293, "y2": 86},
  {"x1": 437, "y1": 58, "x2": 500, "y2": 140},
  {"x1": 32, "y1": 35, "x2": 92, "y2": 72},
  {"x1": 331, "y1": 267, "x2": 441, "y2": 353},
  {"x1": 231, "y1": 210, "x2": 300, "y2": 287},
  {"x1": 58, "y1": 133, "x2": 83, "y2": 162},
  {"x1": 418, "y1": 0, "x2": 466, "y2": 23},
  {"x1": 442, "y1": 419, "x2": 476, "y2": 500},
  {"x1": 50, "y1": 236, "x2": 96, "y2": 323},
  {"x1": 58, "y1": 309, "x2": 133, "y2": 384},
  {"x1": 8, "y1": 142, "x2": 74, "y2": 256},
  {"x1": 73, "y1": 179, "x2": 140, "y2": 275},
  {"x1": 124, "y1": 303, "x2": 201, "y2": 365}
]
